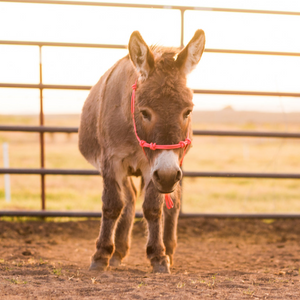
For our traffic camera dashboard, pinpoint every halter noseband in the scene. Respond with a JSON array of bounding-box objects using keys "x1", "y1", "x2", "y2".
[{"x1": 131, "y1": 80, "x2": 192, "y2": 209}]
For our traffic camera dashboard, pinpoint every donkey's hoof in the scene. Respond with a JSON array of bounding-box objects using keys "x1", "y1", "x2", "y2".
[
  {"x1": 152, "y1": 264, "x2": 170, "y2": 274},
  {"x1": 167, "y1": 254, "x2": 173, "y2": 266},
  {"x1": 109, "y1": 256, "x2": 122, "y2": 267},
  {"x1": 89, "y1": 260, "x2": 108, "y2": 272},
  {"x1": 151, "y1": 256, "x2": 170, "y2": 274}
]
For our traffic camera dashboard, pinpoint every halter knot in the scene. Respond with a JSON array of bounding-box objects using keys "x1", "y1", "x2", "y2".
[
  {"x1": 132, "y1": 82, "x2": 137, "y2": 90},
  {"x1": 139, "y1": 140, "x2": 146, "y2": 147},
  {"x1": 185, "y1": 138, "x2": 192, "y2": 145},
  {"x1": 149, "y1": 143, "x2": 157, "y2": 150},
  {"x1": 179, "y1": 141, "x2": 187, "y2": 148}
]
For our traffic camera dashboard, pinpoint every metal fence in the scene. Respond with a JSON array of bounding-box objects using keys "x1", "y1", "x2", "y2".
[{"x1": 1, "y1": 1, "x2": 300, "y2": 218}]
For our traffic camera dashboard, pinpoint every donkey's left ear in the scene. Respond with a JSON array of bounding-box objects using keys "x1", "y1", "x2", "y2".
[
  {"x1": 128, "y1": 31, "x2": 154, "y2": 81},
  {"x1": 176, "y1": 29, "x2": 206, "y2": 75}
]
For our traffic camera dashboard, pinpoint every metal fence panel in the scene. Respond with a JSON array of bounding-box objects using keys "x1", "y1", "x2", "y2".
[{"x1": 0, "y1": 1, "x2": 299, "y2": 217}]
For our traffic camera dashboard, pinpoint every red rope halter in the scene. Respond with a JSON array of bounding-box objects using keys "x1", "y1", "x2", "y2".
[{"x1": 131, "y1": 81, "x2": 191, "y2": 209}]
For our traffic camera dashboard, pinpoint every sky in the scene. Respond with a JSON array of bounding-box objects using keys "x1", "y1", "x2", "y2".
[{"x1": 0, "y1": 0, "x2": 300, "y2": 114}]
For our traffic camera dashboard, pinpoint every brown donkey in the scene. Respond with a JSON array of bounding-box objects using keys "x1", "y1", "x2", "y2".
[{"x1": 78, "y1": 30, "x2": 205, "y2": 273}]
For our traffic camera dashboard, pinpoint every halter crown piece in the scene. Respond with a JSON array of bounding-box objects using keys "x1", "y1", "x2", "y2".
[{"x1": 131, "y1": 80, "x2": 191, "y2": 209}]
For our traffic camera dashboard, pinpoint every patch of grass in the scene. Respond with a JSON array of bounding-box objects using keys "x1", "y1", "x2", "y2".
[
  {"x1": 39, "y1": 258, "x2": 48, "y2": 265},
  {"x1": 52, "y1": 268, "x2": 62, "y2": 276},
  {"x1": 176, "y1": 282, "x2": 185, "y2": 288},
  {"x1": 243, "y1": 288, "x2": 254, "y2": 296},
  {"x1": 5, "y1": 278, "x2": 28, "y2": 285},
  {"x1": 262, "y1": 219, "x2": 275, "y2": 224},
  {"x1": 137, "y1": 281, "x2": 146, "y2": 288},
  {"x1": 182, "y1": 177, "x2": 300, "y2": 213},
  {"x1": 226, "y1": 277, "x2": 234, "y2": 281}
]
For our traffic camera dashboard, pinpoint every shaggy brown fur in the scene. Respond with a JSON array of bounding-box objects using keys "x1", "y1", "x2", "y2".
[{"x1": 78, "y1": 30, "x2": 205, "y2": 273}]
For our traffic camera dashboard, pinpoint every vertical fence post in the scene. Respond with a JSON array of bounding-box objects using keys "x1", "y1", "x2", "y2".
[
  {"x1": 179, "y1": 8, "x2": 185, "y2": 214},
  {"x1": 2, "y1": 143, "x2": 11, "y2": 202},
  {"x1": 180, "y1": 8, "x2": 185, "y2": 48},
  {"x1": 39, "y1": 45, "x2": 46, "y2": 210}
]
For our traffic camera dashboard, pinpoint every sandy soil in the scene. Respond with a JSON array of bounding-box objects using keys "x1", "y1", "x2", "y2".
[{"x1": 1, "y1": 218, "x2": 300, "y2": 299}]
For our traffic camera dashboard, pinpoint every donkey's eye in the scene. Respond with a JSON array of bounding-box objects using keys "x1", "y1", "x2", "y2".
[
  {"x1": 140, "y1": 110, "x2": 151, "y2": 121},
  {"x1": 183, "y1": 110, "x2": 192, "y2": 119}
]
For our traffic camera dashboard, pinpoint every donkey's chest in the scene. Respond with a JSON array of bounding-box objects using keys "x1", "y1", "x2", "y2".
[{"x1": 114, "y1": 148, "x2": 149, "y2": 179}]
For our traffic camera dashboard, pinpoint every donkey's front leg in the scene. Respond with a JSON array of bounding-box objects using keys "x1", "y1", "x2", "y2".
[
  {"x1": 163, "y1": 187, "x2": 181, "y2": 266},
  {"x1": 109, "y1": 177, "x2": 136, "y2": 267},
  {"x1": 89, "y1": 175, "x2": 124, "y2": 271},
  {"x1": 143, "y1": 181, "x2": 170, "y2": 273}
]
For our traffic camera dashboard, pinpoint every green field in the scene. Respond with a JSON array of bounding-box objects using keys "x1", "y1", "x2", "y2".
[{"x1": 0, "y1": 113, "x2": 300, "y2": 214}]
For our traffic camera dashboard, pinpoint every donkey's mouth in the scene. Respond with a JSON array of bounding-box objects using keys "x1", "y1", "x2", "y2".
[
  {"x1": 152, "y1": 178, "x2": 179, "y2": 194},
  {"x1": 157, "y1": 187, "x2": 175, "y2": 194},
  {"x1": 155, "y1": 182, "x2": 179, "y2": 194}
]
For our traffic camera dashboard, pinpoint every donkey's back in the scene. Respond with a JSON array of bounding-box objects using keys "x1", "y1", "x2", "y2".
[{"x1": 78, "y1": 56, "x2": 136, "y2": 169}]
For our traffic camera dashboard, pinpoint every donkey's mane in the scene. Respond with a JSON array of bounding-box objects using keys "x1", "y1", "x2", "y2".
[{"x1": 150, "y1": 45, "x2": 180, "y2": 73}]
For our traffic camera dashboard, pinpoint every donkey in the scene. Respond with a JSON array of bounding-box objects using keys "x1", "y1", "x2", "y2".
[{"x1": 78, "y1": 29, "x2": 205, "y2": 273}]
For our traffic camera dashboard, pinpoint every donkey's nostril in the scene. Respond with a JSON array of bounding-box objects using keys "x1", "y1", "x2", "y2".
[
  {"x1": 175, "y1": 170, "x2": 182, "y2": 182},
  {"x1": 153, "y1": 170, "x2": 160, "y2": 182}
]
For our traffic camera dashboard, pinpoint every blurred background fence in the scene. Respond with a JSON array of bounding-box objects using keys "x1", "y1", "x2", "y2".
[{"x1": 0, "y1": 1, "x2": 300, "y2": 218}]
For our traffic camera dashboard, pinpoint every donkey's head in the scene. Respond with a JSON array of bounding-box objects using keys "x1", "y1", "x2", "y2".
[{"x1": 129, "y1": 30, "x2": 205, "y2": 193}]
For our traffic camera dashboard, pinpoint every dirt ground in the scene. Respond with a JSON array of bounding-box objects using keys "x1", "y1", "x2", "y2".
[{"x1": 1, "y1": 218, "x2": 300, "y2": 299}]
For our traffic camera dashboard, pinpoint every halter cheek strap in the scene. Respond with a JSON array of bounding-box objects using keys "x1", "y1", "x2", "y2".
[{"x1": 131, "y1": 80, "x2": 191, "y2": 209}]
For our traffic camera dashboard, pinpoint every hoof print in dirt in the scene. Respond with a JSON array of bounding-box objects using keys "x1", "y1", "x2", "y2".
[
  {"x1": 22, "y1": 250, "x2": 32, "y2": 256},
  {"x1": 89, "y1": 260, "x2": 108, "y2": 272}
]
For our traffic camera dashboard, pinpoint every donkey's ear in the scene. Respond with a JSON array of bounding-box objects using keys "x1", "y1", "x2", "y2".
[
  {"x1": 128, "y1": 31, "x2": 154, "y2": 81},
  {"x1": 176, "y1": 29, "x2": 205, "y2": 76}
]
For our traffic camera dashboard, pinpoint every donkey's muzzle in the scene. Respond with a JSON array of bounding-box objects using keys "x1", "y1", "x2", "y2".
[
  {"x1": 152, "y1": 168, "x2": 182, "y2": 193},
  {"x1": 151, "y1": 150, "x2": 182, "y2": 193}
]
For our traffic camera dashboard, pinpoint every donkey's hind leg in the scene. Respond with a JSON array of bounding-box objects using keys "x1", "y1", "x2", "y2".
[
  {"x1": 110, "y1": 177, "x2": 136, "y2": 267},
  {"x1": 163, "y1": 186, "x2": 181, "y2": 266}
]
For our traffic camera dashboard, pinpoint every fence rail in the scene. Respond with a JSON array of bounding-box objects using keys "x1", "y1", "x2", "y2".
[
  {"x1": 2, "y1": 125, "x2": 300, "y2": 138},
  {"x1": 2, "y1": 40, "x2": 300, "y2": 57},
  {"x1": 2, "y1": 82, "x2": 300, "y2": 98},
  {"x1": 1, "y1": 210, "x2": 300, "y2": 219},
  {"x1": 1, "y1": 168, "x2": 300, "y2": 179},
  {"x1": 1, "y1": 1, "x2": 300, "y2": 218},
  {"x1": 2, "y1": 0, "x2": 300, "y2": 16}
]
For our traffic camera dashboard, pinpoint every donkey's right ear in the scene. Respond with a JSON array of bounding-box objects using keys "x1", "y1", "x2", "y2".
[{"x1": 128, "y1": 31, "x2": 154, "y2": 82}]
